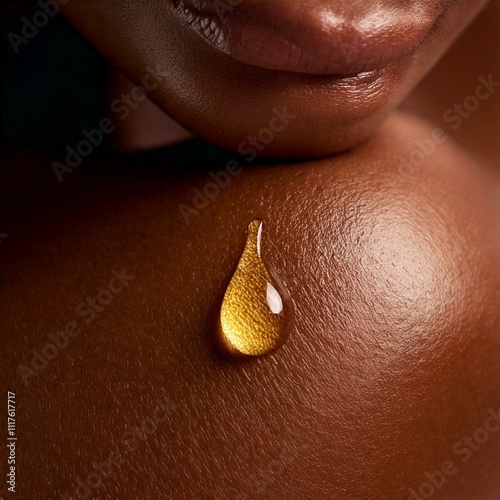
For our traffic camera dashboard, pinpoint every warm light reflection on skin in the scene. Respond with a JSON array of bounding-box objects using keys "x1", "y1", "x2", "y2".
[
  {"x1": 359, "y1": 210, "x2": 457, "y2": 331},
  {"x1": 318, "y1": 5, "x2": 432, "y2": 34}
]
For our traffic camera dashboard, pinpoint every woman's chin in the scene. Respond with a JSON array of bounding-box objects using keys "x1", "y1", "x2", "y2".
[
  {"x1": 149, "y1": 67, "x2": 396, "y2": 159},
  {"x1": 174, "y1": 112, "x2": 378, "y2": 160}
]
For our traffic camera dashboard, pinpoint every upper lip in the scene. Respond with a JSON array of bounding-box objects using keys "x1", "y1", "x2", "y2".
[{"x1": 174, "y1": 0, "x2": 440, "y2": 76}]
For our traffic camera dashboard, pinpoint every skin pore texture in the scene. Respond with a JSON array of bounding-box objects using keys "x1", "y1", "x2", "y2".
[
  {"x1": 2, "y1": 111, "x2": 500, "y2": 499},
  {"x1": 1, "y1": 1, "x2": 500, "y2": 499}
]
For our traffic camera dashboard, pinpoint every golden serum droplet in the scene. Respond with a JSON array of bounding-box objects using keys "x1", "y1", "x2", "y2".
[{"x1": 219, "y1": 220, "x2": 292, "y2": 357}]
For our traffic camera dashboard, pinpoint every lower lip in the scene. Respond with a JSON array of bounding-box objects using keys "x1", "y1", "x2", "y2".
[{"x1": 174, "y1": 0, "x2": 439, "y2": 76}]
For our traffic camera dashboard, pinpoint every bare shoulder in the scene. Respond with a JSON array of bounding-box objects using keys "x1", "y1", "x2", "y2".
[{"x1": 2, "y1": 111, "x2": 500, "y2": 499}]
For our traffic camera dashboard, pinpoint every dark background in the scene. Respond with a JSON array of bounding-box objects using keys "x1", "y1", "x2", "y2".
[{"x1": 2, "y1": 2, "x2": 108, "y2": 153}]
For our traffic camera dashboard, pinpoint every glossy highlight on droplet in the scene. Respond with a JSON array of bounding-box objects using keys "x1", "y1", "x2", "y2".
[{"x1": 219, "y1": 220, "x2": 292, "y2": 357}]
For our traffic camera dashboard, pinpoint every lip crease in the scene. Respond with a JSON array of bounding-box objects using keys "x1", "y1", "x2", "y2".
[{"x1": 174, "y1": 0, "x2": 441, "y2": 76}]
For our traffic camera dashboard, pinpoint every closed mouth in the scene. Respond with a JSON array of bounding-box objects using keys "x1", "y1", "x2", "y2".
[{"x1": 174, "y1": 0, "x2": 443, "y2": 76}]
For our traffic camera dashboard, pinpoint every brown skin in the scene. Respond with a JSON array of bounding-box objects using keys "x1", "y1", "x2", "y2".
[
  {"x1": 58, "y1": 0, "x2": 490, "y2": 157},
  {"x1": 2, "y1": 111, "x2": 500, "y2": 499},
  {"x1": 2, "y1": 1, "x2": 500, "y2": 499},
  {"x1": 403, "y1": 0, "x2": 500, "y2": 171}
]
